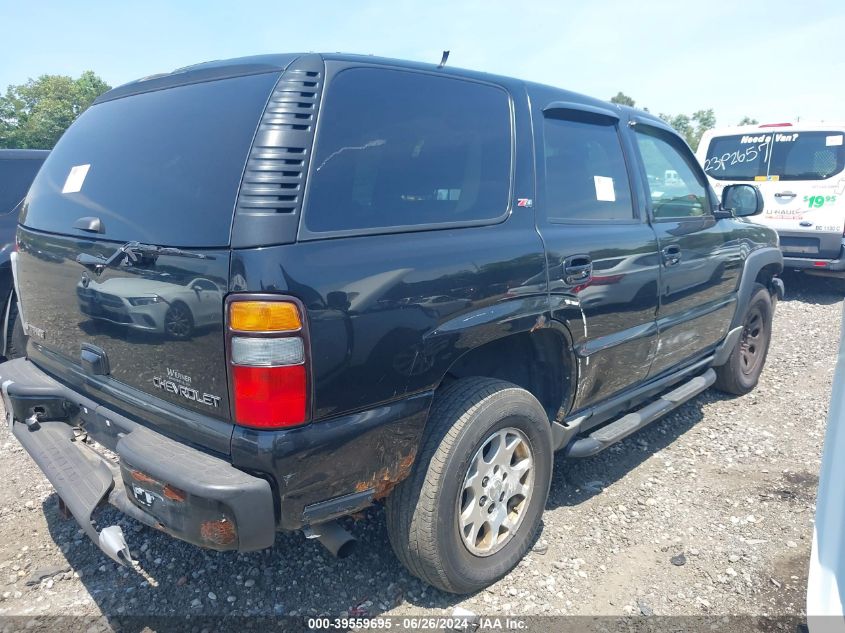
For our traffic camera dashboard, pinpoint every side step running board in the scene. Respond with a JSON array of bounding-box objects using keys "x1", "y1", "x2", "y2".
[{"x1": 565, "y1": 368, "x2": 716, "y2": 459}]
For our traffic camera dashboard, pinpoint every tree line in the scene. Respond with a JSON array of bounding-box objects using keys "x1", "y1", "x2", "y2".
[
  {"x1": 0, "y1": 72, "x2": 111, "y2": 149},
  {"x1": 0, "y1": 73, "x2": 756, "y2": 152}
]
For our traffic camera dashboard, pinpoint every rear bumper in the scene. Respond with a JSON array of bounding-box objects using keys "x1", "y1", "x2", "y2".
[
  {"x1": 0, "y1": 358, "x2": 276, "y2": 562},
  {"x1": 777, "y1": 230, "x2": 843, "y2": 261},
  {"x1": 1, "y1": 354, "x2": 433, "y2": 551},
  {"x1": 783, "y1": 252, "x2": 845, "y2": 272}
]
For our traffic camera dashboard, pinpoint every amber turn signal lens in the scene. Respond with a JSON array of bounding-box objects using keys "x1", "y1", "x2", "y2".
[{"x1": 230, "y1": 301, "x2": 301, "y2": 332}]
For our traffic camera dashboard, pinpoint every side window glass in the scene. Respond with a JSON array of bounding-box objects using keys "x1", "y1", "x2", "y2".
[
  {"x1": 543, "y1": 113, "x2": 634, "y2": 221},
  {"x1": 304, "y1": 68, "x2": 512, "y2": 234},
  {"x1": 634, "y1": 126, "x2": 710, "y2": 220}
]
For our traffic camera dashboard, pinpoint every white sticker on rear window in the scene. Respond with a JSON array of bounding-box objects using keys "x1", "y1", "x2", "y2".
[
  {"x1": 594, "y1": 176, "x2": 616, "y2": 202},
  {"x1": 62, "y1": 164, "x2": 90, "y2": 194},
  {"x1": 826, "y1": 135, "x2": 843, "y2": 147}
]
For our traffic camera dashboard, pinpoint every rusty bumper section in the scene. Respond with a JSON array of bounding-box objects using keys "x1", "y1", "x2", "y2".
[{"x1": 0, "y1": 358, "x2": 276, "y2": 563}]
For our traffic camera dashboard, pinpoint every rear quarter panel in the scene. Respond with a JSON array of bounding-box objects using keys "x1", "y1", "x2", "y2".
[{"x1": 232, "y1": 220, "x2": 548, "y2": 421}]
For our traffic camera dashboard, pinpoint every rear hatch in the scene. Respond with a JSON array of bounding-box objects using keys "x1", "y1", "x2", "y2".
[
  {"x1": 702, "y1": 128, "x2": 845, "y2": 259},
  {"x1": 16, "y1": 70, "x2": 283, "y2": 430}
]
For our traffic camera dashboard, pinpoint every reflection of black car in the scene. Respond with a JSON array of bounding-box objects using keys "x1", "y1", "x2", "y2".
[
  {"x1": 1, "y1": 54, "x2": 784, "y2": 595},
  {"x1": 0, "y1": 150, "x2": 48, "y2": 358}
]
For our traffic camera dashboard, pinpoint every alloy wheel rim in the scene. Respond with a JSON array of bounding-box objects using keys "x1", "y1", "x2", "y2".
[
  {"x1": 739, "y1": 306, "x2": 765, "y2": 375},
  {"x1": 457, "y1": 426, "x2": 534, "y2": 557}
]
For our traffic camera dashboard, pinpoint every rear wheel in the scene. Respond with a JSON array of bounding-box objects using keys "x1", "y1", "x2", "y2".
[
  {"x1": 385, "y1": 377, "x2": 552, "y2": 594},
  {"x1": 714, "y1": 283, "x2": 773, "y2": 395}
]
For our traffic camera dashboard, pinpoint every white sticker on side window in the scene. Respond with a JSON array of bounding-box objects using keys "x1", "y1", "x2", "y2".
[
  {"x1": 594, "y1": 175, "x2": 616, "y2": 202},
  {"x1": 826, "y1": 135, "x2": 843, "y2": 147},
  {"x1": 62, "y1": 164, "x2": 90, "y2": 194}
]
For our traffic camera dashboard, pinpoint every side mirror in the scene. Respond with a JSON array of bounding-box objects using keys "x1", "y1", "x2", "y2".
[{"x1": 721, "y1": 184, "x2": 764, "y2": 217}]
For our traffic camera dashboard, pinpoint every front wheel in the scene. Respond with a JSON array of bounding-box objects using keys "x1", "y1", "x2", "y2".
[
  {"x1": 385, "y1": 377, "x2": 553, "y2": 594},
  {"x1": 714, "y1": 283, "x2": 773, "y2": 395}
]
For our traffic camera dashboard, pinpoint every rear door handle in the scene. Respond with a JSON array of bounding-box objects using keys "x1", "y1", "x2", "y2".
[
  {"x1": 774, "y1": 191, "x2": 797, "y2": 199},
  {"x1": 563, "y1": 254, "x2": 592, "y2": 284},
  {"x1": 661, "y1": 245, "x2": 682, "y2": 266}
]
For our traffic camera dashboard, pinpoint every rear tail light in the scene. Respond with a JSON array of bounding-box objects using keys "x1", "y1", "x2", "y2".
[
  {"x1": 231, "y1": 337, "x2": 304, "y2": 366},
  {"x1": 227, "y1": 297, "x2": 309, "y2": 429},
  {"x1": 759, "y1": 122, "x2": 793, "y2": 128},
  {"x1": 230, "y1": 301, "x2": 301, "y2": 331},
  {"x1": 230, "y1": 365, "x2": 307, "y2": 427}
]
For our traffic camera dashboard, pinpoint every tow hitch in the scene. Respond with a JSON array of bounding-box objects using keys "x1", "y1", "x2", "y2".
[{"x1": 24, "y1": 410, "x2": 43, "y2": 430}]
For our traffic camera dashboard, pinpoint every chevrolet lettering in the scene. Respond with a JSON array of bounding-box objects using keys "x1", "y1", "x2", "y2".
[{"x1": 151, "y1": 376, "x2": 221, "y2": 408}]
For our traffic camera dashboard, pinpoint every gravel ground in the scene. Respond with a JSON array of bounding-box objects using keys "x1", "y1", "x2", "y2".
[{"x1": 0, "y1": 271, "x2": 840, "y2": 620}]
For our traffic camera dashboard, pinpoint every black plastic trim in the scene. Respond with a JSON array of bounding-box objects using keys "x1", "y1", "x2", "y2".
[
  {"x1": 566, "y1": 369, "x2": 716, "y2": 458},
  {"x1": 730, "y1": 246, "x2": 784, "y2": 329},
  {"x1": 543, "y1": 100, "x2": 620, "y2": 121},
  {"x1": 563, "y1": 353, "x2": 715, "y2": 438},
  {"x1": 231, "y1": 54, "x2": 325, "y2": 248},
  {"x1": 711, "y1": 326, "x2": 743, "y2": 367},
  {"x1": 302, "y1": 489, "x2": 375, "y2": 525}
]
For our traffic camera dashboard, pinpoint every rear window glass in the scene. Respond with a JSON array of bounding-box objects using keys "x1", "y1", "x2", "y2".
[
  {"x1": 21, "y1": 72, "x2": 279, "y2": 247},
  {"x1": 304, "y1": 68, "x2": 511, "y2": 234},
  {"x1": 0, "y1": 158, "x2": 44, "y2": 215},
  {"x1": 703, "y1": 131, "x2": 845, "y2": 182}
]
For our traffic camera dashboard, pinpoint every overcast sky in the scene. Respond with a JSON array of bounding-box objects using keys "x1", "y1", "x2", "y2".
[{"x1": 2, "y1": 0, "x2": 842, "y2": 126}]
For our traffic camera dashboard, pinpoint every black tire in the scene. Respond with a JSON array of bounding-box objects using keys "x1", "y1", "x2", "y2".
[
  {"x1": 6, "y1": 298, "x2": 27, "y2": 360},
  {"x1": 164, "y1": 302, "x2": 194, "y2": 339},
  {"x1": 714, "y1": 283, "x2": 773, "y2": 395},
  {"x1": 385, "y1": 377, "x2": 553, "y2": 594}
]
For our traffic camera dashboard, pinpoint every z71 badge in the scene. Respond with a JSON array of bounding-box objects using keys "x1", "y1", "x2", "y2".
[{"x1": 152, "y1": 375, "x2": 221, "y2": 408}]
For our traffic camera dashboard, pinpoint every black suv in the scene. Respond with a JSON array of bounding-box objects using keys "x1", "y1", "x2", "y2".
[
  {"x1": 0, "y1": 149, "x2": 48, "y2": 359},
  {"x1": 0, "y1": 54, "x2": 783, "y2": 594}
]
